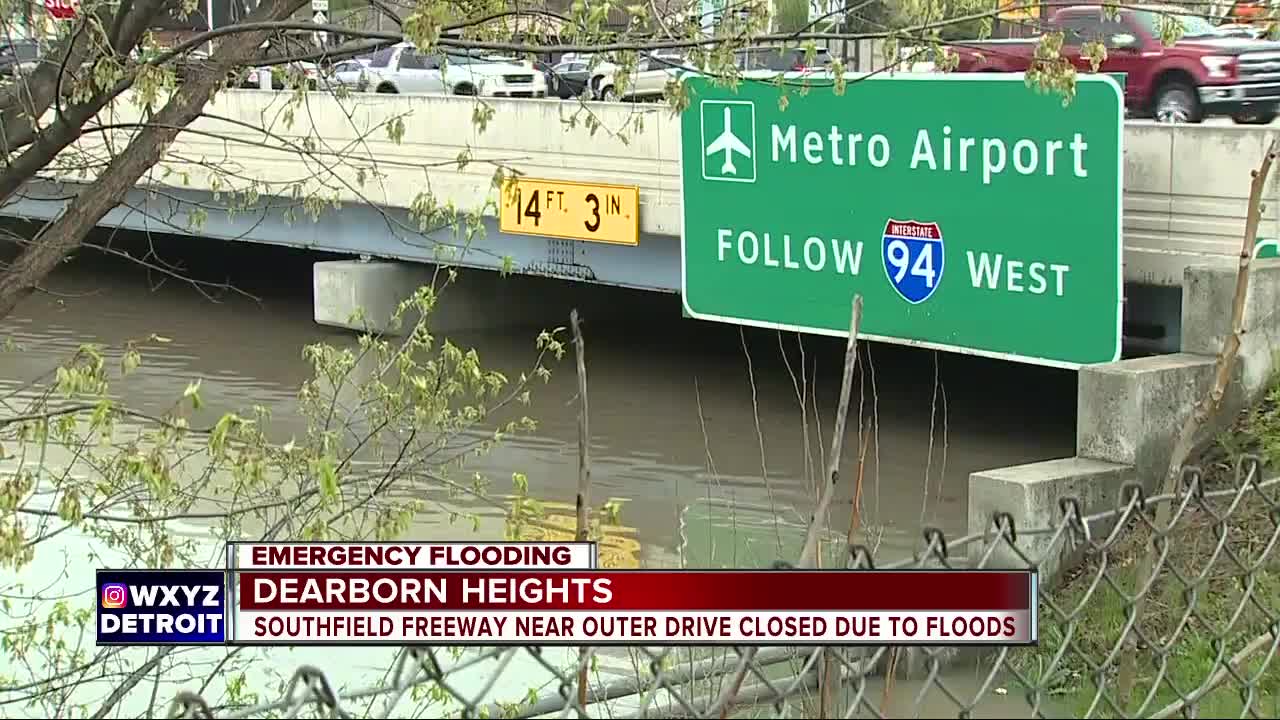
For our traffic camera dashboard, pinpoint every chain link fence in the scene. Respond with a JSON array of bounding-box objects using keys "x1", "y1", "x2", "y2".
[{"x1": 162, "y1": 458, "x2": 1279, "y2": 719}]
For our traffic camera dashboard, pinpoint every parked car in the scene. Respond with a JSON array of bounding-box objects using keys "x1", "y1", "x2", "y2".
[
  {"x1": 0, "y1": 40, "x2": 40, "y2": 76},
  {"x1": 532, "y1": 60, "x2": 561, "y2": 96},
  {"x1": 1217, "y1": 22, "x2": 1270, "y2": 39},
  {"x1": 1225, "y1": 0, "x2": 1269, "y2": 24},
  {"x1": 735, "y1": 46, "x2": 835, "y2": 76},
  {"x1": 592, "y1": 51, "x2": 688, "y2": 101},
  {"x1": 948, "y1": 4, "x2": 1280, "y2": 124},
  {"x1": 549, "y1": 58, "x2": 594, "y2": 98},
  {"x1": 896, "y1": 45, "x2": 938, "y2": 73},
  {"x1": 365, "y1": 43, "x2": 548, "y2": 98},
  {"x1": 547, "y1": 53, "x2": 617, "y2": 98},
  {"x1": 331, "y1": 58, "x2": 372, "y2": 90}
]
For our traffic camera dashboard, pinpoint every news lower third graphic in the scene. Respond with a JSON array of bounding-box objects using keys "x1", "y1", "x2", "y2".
[
  {"x1": 96, "y1": 569, "x2": 227, "y2": 645},
  {"x1": 95, "y1": 543, "x2": 1039, "y2": 647}
]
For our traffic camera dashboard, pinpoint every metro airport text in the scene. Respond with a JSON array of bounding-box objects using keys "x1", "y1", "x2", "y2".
[{"x1": 769, "y1": 124, "x2": 1094, "y2": 186}]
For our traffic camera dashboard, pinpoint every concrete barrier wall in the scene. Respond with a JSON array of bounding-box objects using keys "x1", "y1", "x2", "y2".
[
  {"x1": 1124, "y1": 124, "x2": 1280, "y2": 286},
  {"x1": 59, "y1": 91, "x2": 682, "y2": 234},
  {"x1": 49, "y1": 92, "x2": 1278, "y2": 286}
]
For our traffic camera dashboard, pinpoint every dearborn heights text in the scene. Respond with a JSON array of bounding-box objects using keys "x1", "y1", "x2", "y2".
[{"x1": 250, "y1": 575, "x2": 614, "y2": 605}]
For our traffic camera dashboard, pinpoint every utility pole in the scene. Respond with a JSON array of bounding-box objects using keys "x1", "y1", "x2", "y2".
[{"x1": 206, "y1": 0, "x2": 215, "y2": 52}]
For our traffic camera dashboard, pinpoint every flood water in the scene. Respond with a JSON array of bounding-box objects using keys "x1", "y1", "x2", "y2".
[{"x1": 0, "y1": 228, "x2": 1076, "y2": 717}]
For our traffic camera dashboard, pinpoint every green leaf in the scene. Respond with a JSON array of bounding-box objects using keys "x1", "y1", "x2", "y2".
[
  {"x1": 183, "y1": 379, "x2": 202, "y2": 410},
  {"x1": 90, "y1": 399, "x2": 114, "y2": 433},
  {"x1": 317, "y1": 457, "x2": 339, "y2": 501},
  {"x1": 387, "y1": 116, "x2": 406, "y2": 145},
  {"x1": 56, "y1": 488, "x2": 82, "y2": 523},
  {"x1": 121, "y1": 348, "x2": 141, "y2": 376},
  {"x1": 209, "y1": 413, "x2": 239, "y2": 457}
]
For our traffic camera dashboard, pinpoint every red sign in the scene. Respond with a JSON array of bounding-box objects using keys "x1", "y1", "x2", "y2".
[{"x1": 45, "y1": 0, "x2": 76, "y2": 20}]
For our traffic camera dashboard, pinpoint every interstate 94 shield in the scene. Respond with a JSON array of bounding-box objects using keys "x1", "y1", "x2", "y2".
[{"x1": 882, "y1": 219, "x2": 945, "y2": 305}]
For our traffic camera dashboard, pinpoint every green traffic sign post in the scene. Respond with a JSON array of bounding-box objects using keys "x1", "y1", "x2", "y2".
[{"x1": 679, "y1": 74, "x2": 1124, "y2": 368}]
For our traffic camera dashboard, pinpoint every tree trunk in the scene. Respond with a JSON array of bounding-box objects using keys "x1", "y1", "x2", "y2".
[
  {"x1": 0, "y1": 0, "x2": 309, "y2": 320},
  {"x1": 0, "y1": 0, "x2": 185, "y2": 206}
]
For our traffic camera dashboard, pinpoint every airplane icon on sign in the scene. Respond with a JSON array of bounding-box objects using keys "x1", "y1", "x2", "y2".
[
  {"x1": 700, "y1": 101, "x2": 756, "y2": 183},
  {"x1": 704, "y1": 107, "x2": 752, "y2": 175}
]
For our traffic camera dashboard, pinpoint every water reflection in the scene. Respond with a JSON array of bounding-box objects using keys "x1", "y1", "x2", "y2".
[{"x1": 0, "y1": 230, "x2": 1078, "y2": 549}]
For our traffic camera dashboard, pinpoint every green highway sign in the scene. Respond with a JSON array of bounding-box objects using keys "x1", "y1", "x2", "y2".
[{"x1": 678, "y1": 74, "x2": 1124, "y2": 368}]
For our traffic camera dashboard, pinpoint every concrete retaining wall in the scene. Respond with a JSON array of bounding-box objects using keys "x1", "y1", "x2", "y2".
[
  {"x1": 1124, "y1": 125, "x2": 1280, "y2": 286},
  {"x1": 969, "y1": 258, "x2": 1280, "y2": 583}
]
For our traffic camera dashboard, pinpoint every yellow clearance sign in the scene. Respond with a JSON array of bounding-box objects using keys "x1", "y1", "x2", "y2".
[{"x1": 499, "y1": 178, "x2": 640, "y2": 246}]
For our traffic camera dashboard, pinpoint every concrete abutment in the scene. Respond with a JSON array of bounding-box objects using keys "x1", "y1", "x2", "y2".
[{"x1": 969, "y1": 259, "x2": 1280, "y2": 582}]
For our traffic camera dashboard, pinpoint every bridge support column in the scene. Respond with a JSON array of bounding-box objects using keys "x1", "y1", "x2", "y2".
[{"x1": 313, "y1": 260, "x2": 641, "y2": 336}]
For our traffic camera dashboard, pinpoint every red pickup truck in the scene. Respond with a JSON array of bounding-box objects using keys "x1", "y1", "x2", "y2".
[{"x1": 950, "y1": 5, "x2": 1280, "y2": 124}]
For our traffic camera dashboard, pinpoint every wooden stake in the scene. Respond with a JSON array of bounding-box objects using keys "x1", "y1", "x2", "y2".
[
  {"x1": 571, "y1": 309, "x2": 591, "y2": 711},
  {"x1": 717, "y1": 295, "x2": 863, "y2": 719},
  {"x1": 818, "y1": 295, "x2": 864, "y2": 718}
]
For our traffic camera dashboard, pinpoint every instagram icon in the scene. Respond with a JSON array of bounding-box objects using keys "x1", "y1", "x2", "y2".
[{"x1": 100, "y1": 583, "x2": 128, "y2": 609}]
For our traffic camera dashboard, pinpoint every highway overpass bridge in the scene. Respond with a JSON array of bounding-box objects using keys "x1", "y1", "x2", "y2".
[{"x1": 3, "y1": 89, "x2": 1276, "y2": 354}]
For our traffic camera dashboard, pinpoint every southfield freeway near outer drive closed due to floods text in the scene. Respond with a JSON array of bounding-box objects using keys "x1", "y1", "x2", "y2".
[{"x1": 680, "y1": 76, "x2": 1123, "y2": 367}]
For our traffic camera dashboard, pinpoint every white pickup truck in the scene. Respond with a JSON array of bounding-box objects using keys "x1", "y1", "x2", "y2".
[{"x1": 365, "y1": 43, "x2": 548, "y2": 98}]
